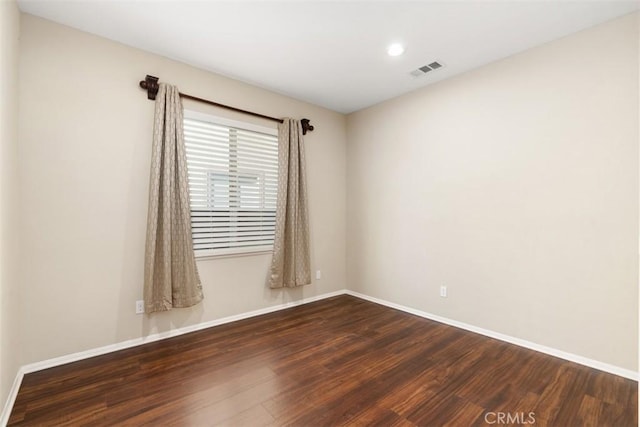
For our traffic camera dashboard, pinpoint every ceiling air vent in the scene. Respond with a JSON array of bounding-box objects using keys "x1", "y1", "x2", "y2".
[{"x1": 410, "y1": 61, "x2": 444, "y2": 77}]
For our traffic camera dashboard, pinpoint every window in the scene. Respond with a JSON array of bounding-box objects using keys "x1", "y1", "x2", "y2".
[{"x1": 184, "y1": 111, "x2": 278, "y2": 257}]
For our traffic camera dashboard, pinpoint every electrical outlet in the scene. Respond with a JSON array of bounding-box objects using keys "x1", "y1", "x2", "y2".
[
  {"x1": 440, "y1": 286, "x2": 447, "y2": 298},
  {"x1": 135, "y1": 300, "x2": 144, "y2": 314},
  {"x1": 316, "y1": 270, "x2": 322, "y2": 280}
]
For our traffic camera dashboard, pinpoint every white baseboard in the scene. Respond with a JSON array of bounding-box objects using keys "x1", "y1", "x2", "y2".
[
  {"x1": 21, "y1": 289, "x2": 347, "y2": 375},
  {"x1": 0, "y1": 367, "x2": 24, "y2": 427},
  {"x1": 345, "y1": 290, "x2": 639, "y2": 381},
  {"x1": 2, "y1": 288, "x2": 637, "y2": 426}
]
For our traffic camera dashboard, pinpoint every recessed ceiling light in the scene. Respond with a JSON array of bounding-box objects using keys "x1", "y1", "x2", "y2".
[{"x1": 387, "y1": 43, "x2": 405, "y2": 57}]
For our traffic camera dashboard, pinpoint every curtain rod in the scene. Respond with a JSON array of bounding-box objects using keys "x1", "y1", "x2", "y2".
[{"x1": 139, "y1": 75, "x2": 314, "y2": 135}]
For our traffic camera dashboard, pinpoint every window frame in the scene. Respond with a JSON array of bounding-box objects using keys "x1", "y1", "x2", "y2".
[{"x1": 184, "y1": 110, "x2": 279, "y2": 259}]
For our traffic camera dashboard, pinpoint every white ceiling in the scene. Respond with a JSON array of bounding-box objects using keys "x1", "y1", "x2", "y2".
[{"x1": 17, "y1": 1, "x2": 639, "y2": 114}]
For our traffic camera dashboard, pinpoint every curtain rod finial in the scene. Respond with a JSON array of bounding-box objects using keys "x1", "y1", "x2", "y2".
[
  {"x1": 301, "y1": 118, "x2": 314, "y2": 135},
  {"x1": 140, "y1": 75, "x2": 159, "y2": 100}
]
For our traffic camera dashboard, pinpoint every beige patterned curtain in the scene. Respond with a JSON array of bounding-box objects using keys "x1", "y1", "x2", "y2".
[
  {"x1": 144, "y1": 83, "x2": 204, "y2": 313},
  {"x1": 268, "y1": 119, "x2": 311, "y2": 288}
]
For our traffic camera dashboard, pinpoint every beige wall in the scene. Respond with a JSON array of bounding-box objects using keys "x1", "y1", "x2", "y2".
[
  {"x1": 18, "y1": 14, "x2": 347, "y2": 365},
  {"x1": 11, "y1": 8, "x2": 639, "y2": 383},
  {"x1": 0, "y1": 0, "x2": 22, "y2": 407},
  {"x1": 347, "y1": 13, "x2": 639, "y2": 371}
]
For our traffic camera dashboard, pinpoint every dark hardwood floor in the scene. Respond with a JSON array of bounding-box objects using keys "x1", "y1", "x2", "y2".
[{"x1": 8, "y1": 295, "x2": 637, "y2": 426}]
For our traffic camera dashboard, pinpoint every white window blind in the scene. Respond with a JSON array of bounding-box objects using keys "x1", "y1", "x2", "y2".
[{"x1": 184, "y1": 113, "x2": 278, "y2": 256}]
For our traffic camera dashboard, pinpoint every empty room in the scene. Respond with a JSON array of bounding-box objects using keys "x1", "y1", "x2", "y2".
[{"x1": 0, "y1": 0, "x2": 638, "y2": 426}]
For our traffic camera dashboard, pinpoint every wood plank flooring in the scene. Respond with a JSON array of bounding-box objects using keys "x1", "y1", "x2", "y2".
[{"x1": 8, "y1": 295, "x2": 637, "y2": 426}]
